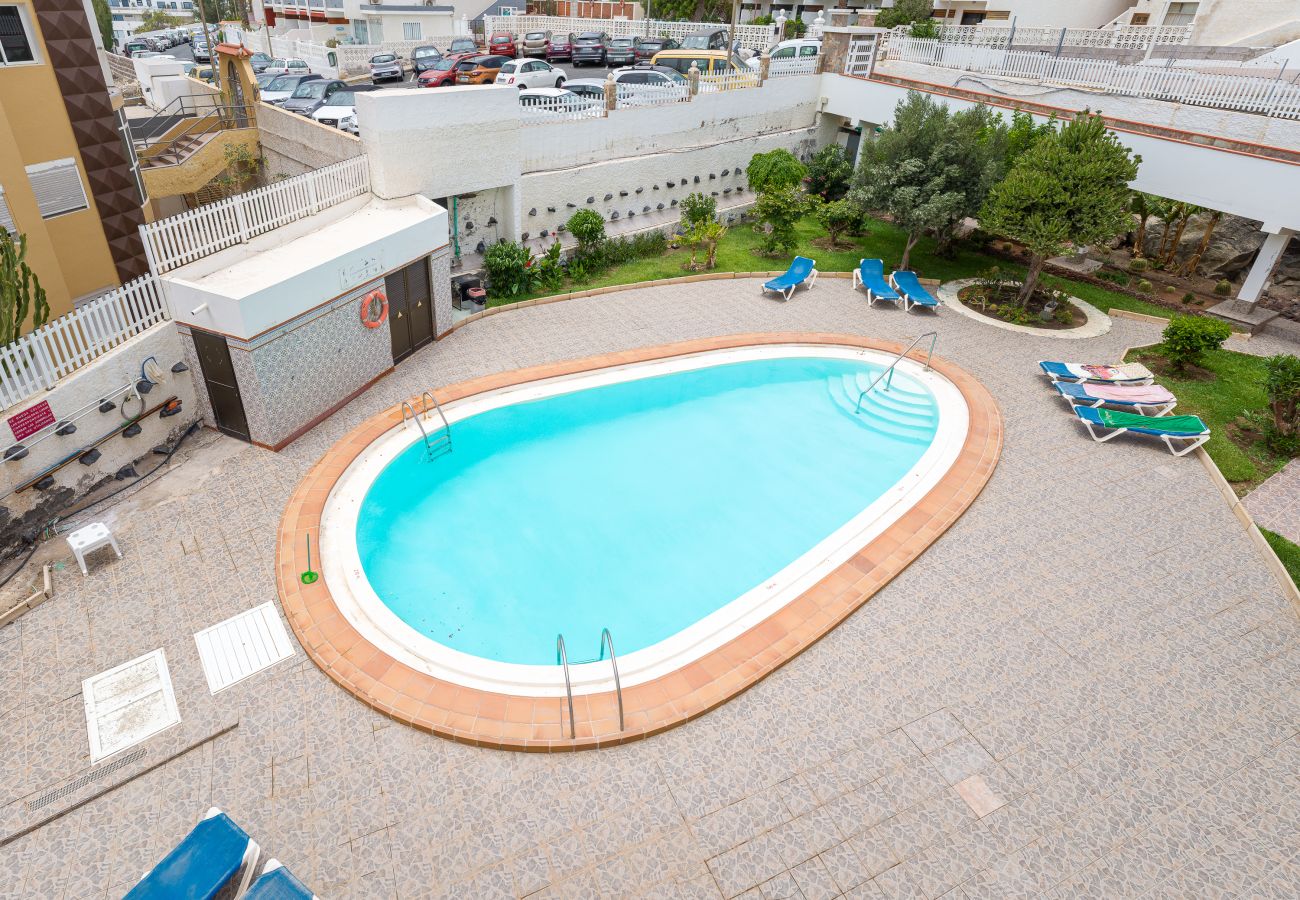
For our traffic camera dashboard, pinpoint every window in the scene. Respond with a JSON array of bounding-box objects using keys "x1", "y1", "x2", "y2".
[
  {"x1": 1163, "y1": 2, "x2": 1199, "y2": 27},
  {"x1": 1130, "y1": 13, "x2": 1150, "y2": 25},
  {"x1": 402, "y1": 22, "x2": 420, "y2": 41},
  {"x1": 25, "y1": 158, "x2": 89, "y2": 219},
  {"x1": 0, "y1": 187, "x2": 14, "y2": 234},
  {"x1": 0, "y1": 5, "x2": 36, "y2": 65}
]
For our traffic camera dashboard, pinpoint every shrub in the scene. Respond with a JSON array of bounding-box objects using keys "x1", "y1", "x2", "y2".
[
  {"x1": 1137, "y1": 279, "x2": 1153, "y2": 292},
  {"x1": 746, "y1": 149, "x2": 807, "y2": 195},
  {"x1": 1182, "y1": 292, "x2": 1195, "y2": 304},
  {"x1": 1163, "y1": 284, "x2": 1176, "y2": 293},
  {"x1": 1054, "y1": 303, "x2": 1074, "y2": 325},
  {"x1": 483, "y1": 240, "x2": 533, "y2": 298},
  {"x1": 1161, "y1": 314, "x2": 1232, "y2": 372},
  {"x1": 815, "y1": 199, "x2": 858, "y2": 248},
  {"x1": 566, "y1": 209, "x2": 605, "y2": 251},
  {"x1": 685, "y1": 219, "x2": 727, "y2": 270},
  {"x1": 1129, "y1": 257, "x2": 1149, "y2": 272},
  {"x1": 806, "y1": 145, "x2": 853, "y2": 201},
  {"x1": 532, "y1": 241, "x2": 564, "y2": 293},
  {"x1": 680, "y1": 192, "x2": 716, "y2": 231},
  {"x1": 1096, "y1": 269, "x2": 1130, "y2": 287},
  {"x1": 753, "y1": 186, "x2": 811, "y2": 255},
  {"x1": 1264, "y1": 353, "x2": 1300, "y2": 455},
  {"x1": 1214, "y1": 279, "x2": 1232, "y2": 295}
]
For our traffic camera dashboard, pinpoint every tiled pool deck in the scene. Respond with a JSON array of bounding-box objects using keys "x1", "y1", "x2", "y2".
[
  {"x1": 280, "y1": 334, "x2": 1002, "y2": 750},
  {"x1": 2, "y1": 278, "x2": 1298, "y2": 899}
]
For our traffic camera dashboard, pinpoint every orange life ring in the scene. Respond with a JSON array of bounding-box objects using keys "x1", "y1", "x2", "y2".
[{"x1": 360, "y1": 289, "x2": 388, "y2": 328}]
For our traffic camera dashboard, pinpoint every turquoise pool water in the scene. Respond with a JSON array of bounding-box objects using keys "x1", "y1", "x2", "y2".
[{"x1": 356, "y1": 355, "x2": 939, "y2": 666}]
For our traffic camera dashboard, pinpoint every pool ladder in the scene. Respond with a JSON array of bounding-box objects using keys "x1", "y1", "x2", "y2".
[
  {"x1": 556, "y1": 628, "x2": 625, "y2": 740},
  {"x1": 854, "y1": 331, "x2": 938, "y2": 413},
  {"x1": 401, "y1": 390, "x2": 452, "y2": 458}
]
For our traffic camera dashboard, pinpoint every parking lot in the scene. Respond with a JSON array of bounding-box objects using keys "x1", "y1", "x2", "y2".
[{"x1": 370, "y1": 59, "x2": 628, "y2": 90}]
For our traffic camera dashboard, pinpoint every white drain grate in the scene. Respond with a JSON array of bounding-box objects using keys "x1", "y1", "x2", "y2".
[
  {"x1": 83, "y1": 649, "x2": 180, "y2": 763},
  {"x1": 194, "y1": 603, "x2": 295, "y2": 694}
]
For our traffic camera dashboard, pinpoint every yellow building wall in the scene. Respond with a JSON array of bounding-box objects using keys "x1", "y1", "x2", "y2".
[{"x1": 0, "y1": 0, "x2": 125, "y2": 324}]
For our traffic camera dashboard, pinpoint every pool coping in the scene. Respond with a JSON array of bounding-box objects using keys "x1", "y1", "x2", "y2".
[{"x1": 276, "y1": 332, "x2": 1004, "y2": 751}]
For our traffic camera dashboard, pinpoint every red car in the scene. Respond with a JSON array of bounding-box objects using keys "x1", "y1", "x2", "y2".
[
  {"x1": 487, "y1": 32, "x2": 517, "y2": 58},
  {"x1": 417, "y1": 53, "x2": 474, "y2": 87},
  {"x1": 546, "y1": 33, "x2": 573, "y2": 62}
]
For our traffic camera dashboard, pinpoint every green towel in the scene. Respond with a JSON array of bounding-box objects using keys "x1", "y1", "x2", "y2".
[{"x1": 1098, "y1": 408, "x2": 1207, "y2": 434}]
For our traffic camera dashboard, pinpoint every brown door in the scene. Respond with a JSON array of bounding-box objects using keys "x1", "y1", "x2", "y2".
[
  {"x1": 386, "y1": 257, "x2": 435, "y2": 365},
  {"x1": 191, "y1": 329, "x2": 251, "y2": 441}
]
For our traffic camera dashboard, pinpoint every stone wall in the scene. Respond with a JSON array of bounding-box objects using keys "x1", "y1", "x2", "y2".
[
  {"x1": 257, "y1": 102, "x2": 363, "y2": 178},
  {"x1": 0, "y1": 324, "x2": 200, "y2": 552}
]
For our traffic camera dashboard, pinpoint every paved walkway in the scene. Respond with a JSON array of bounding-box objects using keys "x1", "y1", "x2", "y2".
[
  {"x1": 1247, "y1": 461, "x2": 1300, "y2": 545},
  {"x1": 2, "y1": 278, "x2": 1297, "y2": 899}
]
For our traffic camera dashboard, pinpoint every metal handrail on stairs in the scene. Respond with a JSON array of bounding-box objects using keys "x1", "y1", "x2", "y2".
[
  {"x1": 557, "y1": 634, "x2": 576, "y2": 739},
  {"x1": 854, "y1": 331, "x2": 938, "y2": 413},
  {"x1": 556, "y1": 628, "x2": 626, "y2": 740},
  {"x1": 135, "y1": 103, "x2": 256, "y2": 167},
  {"x1": 400, "y1": 400, "x2": 433, "y2": 452}
]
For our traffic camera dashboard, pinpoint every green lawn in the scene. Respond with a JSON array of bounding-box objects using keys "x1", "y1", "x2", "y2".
[
  {"x1": 490, "y1": 215, "x2": 1173, "y2": 318},
  {"x1": 1262, "y1": 528, "x2": 1300, "y2": 589},
  {"x1": 1125, "y1": 345, "x2": 1290, "y2": 490}
]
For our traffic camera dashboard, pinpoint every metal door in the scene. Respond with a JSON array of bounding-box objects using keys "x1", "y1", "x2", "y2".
[
  {"x1": 191, "y1": 329, "x2": 251, "y2": 441},
  {"x1": 386, "y1": 257, "x2": 434, "y2": 365}
]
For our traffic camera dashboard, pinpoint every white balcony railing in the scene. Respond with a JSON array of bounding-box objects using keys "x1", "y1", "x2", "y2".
[
  {"x1": 0, "y1": 275, "x2": 168, "y2": 410},
  {"x1": 483, "y1": 15, "x2": 779, "y2": 52},
  {"x1": 885, "y1": 37, "x2": 1300, "y2": 120},
  {"x1": 140, "y1": 156, "x2": 371, "y2": 274}
]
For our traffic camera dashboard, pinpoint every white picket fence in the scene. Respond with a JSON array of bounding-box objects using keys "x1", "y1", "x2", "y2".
[
  {"x1": 140, "y1": 156, "x2": 371, "y2": 274},
  {"x1": 768, "y1": 56, "x2": 820, "y2": 78},
  {"x1": 919, "y1": 23, "x2": 1193, "y2": 51},
  {"x1": 887, "y1": 37, "x2": 1300, "y2": 119},
  {"x1": 698, "y1": 69, "x2": 763, "y2": 94},
  {"x1": 483, "y1": 15, "x2": 778, "y2": 51},
  {"x1": 615, "y1": 82, "x2": 691, "y2": 108},
  {"x1": 0, "y1": 275, "x2": 168, "y2": 410}
]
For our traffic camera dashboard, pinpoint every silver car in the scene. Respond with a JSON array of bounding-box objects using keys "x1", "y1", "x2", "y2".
[{"x1": 369, "y1": 53, "x2": 403, "y2": 84}]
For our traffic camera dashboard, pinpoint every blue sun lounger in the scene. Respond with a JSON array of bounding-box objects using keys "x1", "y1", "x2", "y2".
[
  {"x1": 245, "y1": 860, "x2": 318, "y2": 900},
  {"x1": 889, "y1": 270, "x2": 940, "y2": 312},
  {"x1": 125, "y1": 808, "x2": 260, "y2": 900},
  {"x1": 1052, "y1": 381, "x2": 1178, "y2": 417},
  {"x1": 762, "y1": 256, "x2": 818, "y2": 301},
  {"x1": 1072, "y1": 405, "x2": 1210, "y2": 457},
  {"x1": 852, "y1": 259, "x2": 900, "y2": 307},
  {"x1": 1039, "y1": 360, "x2": 1154, "y2": 385}
]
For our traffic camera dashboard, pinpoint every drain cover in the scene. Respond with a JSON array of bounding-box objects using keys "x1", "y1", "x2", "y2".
[
  {"x1": 82, "y1": 649, "x2": 180, "y2": 762},
  {"x1": 194, "y1": 602, "x2": 294, "y2": 694}
]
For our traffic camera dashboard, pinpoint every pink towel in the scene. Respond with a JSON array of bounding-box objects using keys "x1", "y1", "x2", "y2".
[{"x1": 1086, "y1": 384, "x2": 1175, "y2": 403}]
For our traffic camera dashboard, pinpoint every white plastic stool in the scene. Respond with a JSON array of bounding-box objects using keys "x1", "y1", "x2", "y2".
[{"x1": 67, "y1": 522, "x2": 123, "y2": 575}]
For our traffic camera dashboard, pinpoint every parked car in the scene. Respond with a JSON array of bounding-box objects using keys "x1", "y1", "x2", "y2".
[
  {"x1": 249, "y1": 52, "x2": 273, "y2": 73},
  {"x1": 410, "y1": 45, "x2": 443, "y2": 74},
  {"x1": 455, "y1": 55, "x2": 509, "y2": 85},
  {"x1": 520, "y1": 30, "x2": 551, "y2": 58},
  {"x1": 263, "y1": 58, "x2": 311, "y2": 76},
  {"x1": 487, "y1": 32, "x2": 517, "y2": 57},
  {"x1": 563, "y1": 78, "x2": 606, "y2": 101},
  {"x1": 545, "y1": 33, "x2": 574, "y2": 62},
  {"x1": 608, "y1": 65, "x2": 689, "y2": 104},
  {"x1": 416, "y1": 54, "x2": 472, "y2": 87},
  {"x1": 261, "y1": 73, "x2": 323, "y2": 104},
  {"x1": 123, "y1": 39, "x2": 151, "y2": 57},
  {"x1": 280, "y1": 79, "x2": 348, "y2": 115},
  {"x1": 495, "y1": 58, "x2": 566, "y2": 90},
  {"x1": 635, "y1": 36, "x2": 679, "y2": 62},
  {"x1": 748, "y1": 38, "x2": 821, "y2": 70},
  {"x1": 681, "y1": 27, "x2": 729, "y2": 50},
  {"x1": 192, "y1": 42, "x2": 210, "y2": 62},
  {"x1": 650, "y1": 48, "x2": 749, "y2": 76},
  {"x1": 571, "y1": 32, "x2": 610, "y2": 66},
  {"x1": 181, "y1": 62, "x2": 215, "y2": 83},
  {"x1": 369, "y1": 53, "x2": 403, "y2": 83},
  {"x1": 446, "y1": 37, "x2": 480, "y2": 55},
  {"x1": 255, "y1": 72, "x2": 279, "y2": 91},
  {"x1": 518, "y1": 87, "x2": 600, "y2": 116},
  {"x1": 311, "y1": 85, "x2": 382, "y2": 133},
  {"x1": 605, "y1": 35, "x2": 640, "y2": 66}
]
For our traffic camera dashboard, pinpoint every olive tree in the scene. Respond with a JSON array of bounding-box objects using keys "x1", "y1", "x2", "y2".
[{"x1": 981, "y1": 111, "x2": 1140, "y2": 306}]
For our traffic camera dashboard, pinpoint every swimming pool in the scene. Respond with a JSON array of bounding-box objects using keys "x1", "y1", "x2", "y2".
[{"x1": 319, "y1": 344, "x2": 969, "y2": 697}]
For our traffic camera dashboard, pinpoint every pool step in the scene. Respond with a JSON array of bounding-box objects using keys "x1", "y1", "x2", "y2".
[
  {"x1": 825, "y1": 378, "x2": 934, "y2": 444},
  {"x1": 839, "y1": 375, "x2": 935, "y2": 424}
]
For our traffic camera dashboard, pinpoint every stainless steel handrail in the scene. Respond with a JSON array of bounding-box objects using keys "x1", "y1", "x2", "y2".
[
  {"x1": 854, "y1": 331, "x2": 938, "y2": 413},
  {"x1": 599, "y1": 628, "x2": 625, "y2": 731},
  {"x1": 557, "y1": 634, "x2": 576, "y2": 739},
  {"x1": 400, "y1": 400, "x2": 433, "y2": 451},
  {"x1": 419, "y1": 390, "x2": 452, "y2": 450}
]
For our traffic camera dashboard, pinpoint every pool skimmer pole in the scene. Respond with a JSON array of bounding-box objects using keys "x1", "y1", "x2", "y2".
[{"x1": 301, "y1": 533, "x2": 319, "y2": 585}]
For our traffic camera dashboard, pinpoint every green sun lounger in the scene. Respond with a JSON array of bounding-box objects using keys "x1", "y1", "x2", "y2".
[{"x1": 1073, "y1": 406, "x2": 1209, "y2": 457}]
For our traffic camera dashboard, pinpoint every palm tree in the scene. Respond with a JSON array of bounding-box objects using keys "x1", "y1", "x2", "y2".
[{"x1": 1179, "y1": 210, "x2": 1223, "y2": 277}]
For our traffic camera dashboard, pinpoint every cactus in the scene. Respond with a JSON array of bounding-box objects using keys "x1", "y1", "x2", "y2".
[{"x1": 0, "y1": 229, "x2": 50, "y2": 347}]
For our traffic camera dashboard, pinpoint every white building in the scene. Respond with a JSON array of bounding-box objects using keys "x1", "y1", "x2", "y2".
[
  {"x1": 108, "y1": 0, "x2": 197, "y2": 49},
  {"x1": 929, "y1": 1, "x2": 1133, "y2": 28},
  {"x1": 1118, "y1": 0, "x2": 1300, "y2": 46},
  {"x1": 341, "y1": 0, "x2": 458, "y2": 44}
]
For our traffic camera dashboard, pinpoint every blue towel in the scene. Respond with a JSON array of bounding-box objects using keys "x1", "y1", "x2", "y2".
[
  {"x1": 245, "y1": 866, "x2": 314, "y2": 900},
  {"x1": 126, "y1": 813, "x2": 250, "y2": 900}
]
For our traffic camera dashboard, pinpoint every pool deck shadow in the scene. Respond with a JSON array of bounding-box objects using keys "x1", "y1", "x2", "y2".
[{"x1": 278, "y1": 333, "x2": 1004, "y2": 750}]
